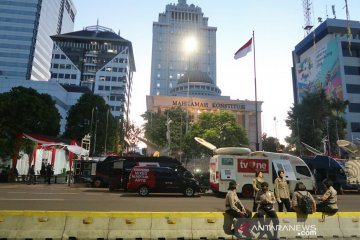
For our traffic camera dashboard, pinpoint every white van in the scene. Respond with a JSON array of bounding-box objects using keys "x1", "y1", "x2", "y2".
[{"x1": 195, "y1": 138, "x2": 315, "y2": 198}]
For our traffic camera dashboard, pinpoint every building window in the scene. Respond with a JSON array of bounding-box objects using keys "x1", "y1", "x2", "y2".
[
  {"x1": 351, "y1": 122, "x2": 360, "y2": 132},
  {"x1": 98, "y1": 85, "x2": 104, "y2": 90},
  {"x1": 157, "y1": 83, "x2": 160, "y2": 88},
  {"x1": 158, "y1": 64, "x2": 161, "y2": 69},
  {"x1": 344, "y1": 66, "x2": 360, "y2": 75},
  {"x1": 349, "y1": 103, "x2": 360, "y2": 113},
  {"x1": 346, "y1": 84, "x2": 360, "y2": 93},
  {"x1": 157, "y1": 73, "x2": 160, "y2": 78},
  {"x1": 342, "y1": 45, "x2": 360, "y2": 57}
]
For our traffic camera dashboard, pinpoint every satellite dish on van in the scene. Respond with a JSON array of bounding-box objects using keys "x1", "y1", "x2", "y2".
[
  {"x1": 337, "y1": 140, "x2": 359, "y2": 155},
  {"x1": 301, "y1": 142, "x2": 323, "y2": 155},
  {"x1": 194, "y1": 137, "x2": 251, "y2": 155},
  {"x1": 194, "y1": 137, "x2": 217, "y2": 151}
]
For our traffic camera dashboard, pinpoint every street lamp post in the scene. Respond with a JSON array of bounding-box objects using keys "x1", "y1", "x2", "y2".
[
  {"x1": 92, "y1": 107, "x2": 98, "y2": 156},
  {"x1": 166, "y1": 118, "x2": 173, "y2": 156}
]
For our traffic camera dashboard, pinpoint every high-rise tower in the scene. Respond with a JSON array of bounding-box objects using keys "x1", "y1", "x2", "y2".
[
  {"x1": 150, "y1": 0, "x2": 217, "y2": 96},
  {"x1": 0, "y1": 0, "x2": 76, "y2": 81},
  {"x1": 50, "y1": 24, "x2": 136, "y2": 120}
]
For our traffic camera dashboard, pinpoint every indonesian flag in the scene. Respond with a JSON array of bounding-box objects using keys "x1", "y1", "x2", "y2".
[{"x1": 234, "y1": 38, "x2": 252, "y2": 59}]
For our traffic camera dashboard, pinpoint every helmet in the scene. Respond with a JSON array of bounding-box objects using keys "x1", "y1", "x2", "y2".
[{"x1": 228, "y1": 180, "x2": 238, "y2": 190}]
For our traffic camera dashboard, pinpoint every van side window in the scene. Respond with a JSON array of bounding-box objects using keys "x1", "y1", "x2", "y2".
[
  {"x1": 221, "y1": 158, "x2": 233, "y2": 166},
  {"x1": 295, "y1": 166, "x2": 311, "y2": 177}
]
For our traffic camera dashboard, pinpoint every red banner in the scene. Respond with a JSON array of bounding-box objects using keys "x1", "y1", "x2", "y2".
[{"x1": 237, "y1": 159, "x2": 269, "y2": 173}]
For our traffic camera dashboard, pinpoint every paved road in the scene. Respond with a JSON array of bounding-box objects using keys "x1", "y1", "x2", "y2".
[{"x1": 0, "y1": 183, "x2": 359, "y2": 212}]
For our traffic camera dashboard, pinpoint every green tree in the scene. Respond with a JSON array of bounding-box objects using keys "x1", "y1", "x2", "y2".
[
  {"x1": 262, "y1": 133, "x2": 284, "y2": 152},
  {"x1": 63, "y1": 92, "x2": 119, "y2": 155},
  {"x1": 0, "y1": 87, "x2": 60, "y2": 159},
  {"x1": 142, "y1": 107, "x2": 186, "y2": 156},
  {"x1": 184, "y1": 110, "x2": 248, "y2": 159},
  {"x1": 124, "y1": 120, "x2": 144, "y2": 151},
  {"x1": 142, "y1": 109, "x2": 248, "y2": 160},
  {"x1": 285, "y1": 89, "x2": 348, "y2": 155}
]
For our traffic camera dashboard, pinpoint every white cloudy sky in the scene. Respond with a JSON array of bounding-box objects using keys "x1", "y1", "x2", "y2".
[{"x1": 73, "y1": 0, "x2": 360, "y2": 144}]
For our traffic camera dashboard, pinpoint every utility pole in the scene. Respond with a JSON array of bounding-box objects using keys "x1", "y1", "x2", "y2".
[{"x1": 93, "y1": 107, "x2": 98, "y2": 156}]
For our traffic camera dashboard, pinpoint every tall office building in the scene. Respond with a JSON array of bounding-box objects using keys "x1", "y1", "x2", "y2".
[
  {"x1": 50, "y1": 24, "x2": 136, "y2": 120},
  {"x1": 0, "y1": 0, "x2": 75, "y2": 81},
  {"x1": 292, "y1": 18, "x2": 360, "y2": 141},
  {"x1": 150, "y1": 0, "x2": 217, "y2": 96}
]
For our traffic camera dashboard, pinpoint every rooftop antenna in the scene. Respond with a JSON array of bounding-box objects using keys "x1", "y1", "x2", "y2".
[
  {"x1": 332, "y1": 5, "x2": 336, "y2": 18},
  {"x1": 344, "y1": 0, "x2": 352, "y2": 56},
  {"x1": 326, "y1": 5, "x2": 328, "y2": 18},
  {"x1": 303, "y1": 0, "x2": 313, "y2": 36},
  {"x1": 96, "y1": 19, "x2": 99, "y2": 33}
]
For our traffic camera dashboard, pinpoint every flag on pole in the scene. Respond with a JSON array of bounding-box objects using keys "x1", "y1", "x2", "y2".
[{"x1": 234, "y1": 38, "x2": 252, "y2": 59}]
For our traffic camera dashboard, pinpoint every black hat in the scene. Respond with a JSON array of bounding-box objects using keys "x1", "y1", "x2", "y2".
[{"x1": 228, "y1": 180, "x2": 238, "y2": 190}]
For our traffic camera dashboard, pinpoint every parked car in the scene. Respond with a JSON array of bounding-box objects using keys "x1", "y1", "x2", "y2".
[{"x1": 127, "y1": 166, "x2": 202, "y2": 197}]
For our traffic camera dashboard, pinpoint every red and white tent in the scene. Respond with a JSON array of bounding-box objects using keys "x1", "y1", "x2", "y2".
[{"x1": 11, "y1": 133, "x2": 88, "y2": 175}]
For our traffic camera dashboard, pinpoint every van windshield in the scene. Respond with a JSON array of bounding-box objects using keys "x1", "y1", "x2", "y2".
[{"x1": 175, "y1": 166, "x2": 194, "y2": 179}]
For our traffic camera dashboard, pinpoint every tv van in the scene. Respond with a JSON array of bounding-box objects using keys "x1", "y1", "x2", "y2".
[
  {"x1": 101, "y1": 156, "x2": 183, "y2": 190},
  {"x1": 127, "y1": 166, "x2": 201, "y2": 197},
  {"x1": 195, "y1": 137, "x2": 315, "y2": 198},
  {"x1": 73, "y1": 156, "x2": 182, "y2": 189}
]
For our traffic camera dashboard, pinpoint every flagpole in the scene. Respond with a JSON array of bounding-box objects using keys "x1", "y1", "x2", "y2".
[{"x1": 253, "y1": 31, "x2": 260, "y2": 151}]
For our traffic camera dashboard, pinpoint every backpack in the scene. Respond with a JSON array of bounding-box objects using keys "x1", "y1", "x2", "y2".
[{"x1": 298, "y1": 191, "x2": 313, "y2": 214}]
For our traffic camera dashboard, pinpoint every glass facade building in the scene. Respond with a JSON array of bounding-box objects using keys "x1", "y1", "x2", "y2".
[
  {"x1": 150, "y1": 0, "x2": 217, "y2": 96},
  {"x1": 0, "y1": 0, "x2": 76, "y2": 80}
]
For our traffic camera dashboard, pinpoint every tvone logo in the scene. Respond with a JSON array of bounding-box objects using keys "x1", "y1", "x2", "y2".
[{"x1": 238, "y1": 159, "x2": 269, "y2": 173}]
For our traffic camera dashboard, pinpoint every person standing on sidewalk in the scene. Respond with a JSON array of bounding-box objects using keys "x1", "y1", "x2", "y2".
[
  {"x1": 27, "y1": 165, "x2": 36, "y2": 185},
  {"x1": 274, "y1": 170, "x2": 291, "y2": 212},
  {"x1": 252, "y1": 171, "x2": 264, "y2": 212},
  {"x1": 46, "y1": 163, "x2": 53, "y2": 184}
]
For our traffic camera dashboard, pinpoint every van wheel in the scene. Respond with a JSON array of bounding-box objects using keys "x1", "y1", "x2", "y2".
[
  {"x1": 93, "y1": 179, "x2": 102, "y2": 188},
  {"x1": 184, "y1": 187, "x2": 195, "y2": 197},
  {"x1": 138, "y1": 186, "x2": 149, "y2": 196},
  {"x1": 242, "y1": 184, "x2": 253, "y2": 198}
]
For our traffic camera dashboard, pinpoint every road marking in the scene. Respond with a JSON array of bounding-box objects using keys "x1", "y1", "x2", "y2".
[
  {"x1": 0, "y1": 198, "x2": 64, "y2": 201},
  {"x1": 8, "y1": 192, "x2": 77, "y2": 195}
]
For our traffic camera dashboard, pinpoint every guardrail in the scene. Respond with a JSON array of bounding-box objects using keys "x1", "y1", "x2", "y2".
[{"x1": 0, "y1": 211, "x2": 359, "y2": 239}]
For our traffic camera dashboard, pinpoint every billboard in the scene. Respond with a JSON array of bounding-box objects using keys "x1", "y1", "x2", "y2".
[{"x1": 296, "y1": 38, "x2": 343, "y2": 101}]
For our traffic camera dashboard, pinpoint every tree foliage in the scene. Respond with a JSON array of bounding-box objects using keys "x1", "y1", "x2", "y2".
[
  {"x1": 0, "y1": 87, "x2": 60, "y2": 159},
  {"x1": 185, "y1": 111, "x2": 248, "y2": 158},
  {"x1": 124, "y1": 120, "x2": 144, "y2": 151},
  {"x1": 142, "y1": 109, "x2": 248, "y2": 159},
  {"x1": 262, "y1": 133, "x2": 284, "y2": 152},
  {"x1": 62, "y1": 92, "x2": 119, "y2": 155},
  {"x1": 285, "y1": 89, "x2": 348, "y2": 156},
  {"x1": 142, "y1": 107, "x2": 186, "y2": 156}
]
